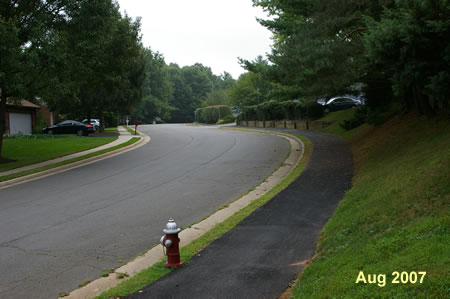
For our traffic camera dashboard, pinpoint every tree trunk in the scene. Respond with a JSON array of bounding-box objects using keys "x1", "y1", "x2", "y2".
[
  {"x1": 99, "y1": 109, "x2": 105, "y2": 133},
  {"x1": 413, "y1": 85, "x2": 434, "y2": 117},
  {"x1": 0, "y1": 89, "x2": 8, "y2": 159}
]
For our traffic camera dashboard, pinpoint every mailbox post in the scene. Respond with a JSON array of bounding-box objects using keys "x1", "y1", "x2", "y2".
[{"x1": 135, "y1": 120, "x2": 142, "y2": 135}]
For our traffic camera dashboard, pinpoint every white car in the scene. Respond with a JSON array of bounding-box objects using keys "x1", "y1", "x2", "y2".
[{"x1": 82, "y1": 119, "x2": 100, "y2": 130}]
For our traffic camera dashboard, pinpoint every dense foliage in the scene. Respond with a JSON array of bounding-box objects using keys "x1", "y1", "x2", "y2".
[
  {"x1": 50, "y1": 0, "x2": 144, "y2": 131},
  {"x1": 237, "y1": 100, "x2": 325, "y2": 121},
  {"x1": 246, "y1": 0, "x2": 449, "y2": 117},
  {"x1": 131, "y1": 60, "x2": 235, "y2": 124},
  {"x1": 195, "y1": 105, "x2": 232, "y2": 124},
  {"x1": 131, "y1": 49, "x2": 173, "y2": 123}
]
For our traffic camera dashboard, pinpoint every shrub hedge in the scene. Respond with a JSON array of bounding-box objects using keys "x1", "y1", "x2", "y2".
[
  {"x1": 216, "y1": 114, "x2": 235, "y2": 125},
  {"x1": 195, "y1": 105, "x2": 232, "y2": 124},
  {"x1": 340, "y1": 106, "x2": 368, "y2": 130},
  {"x1": 237, "y1": 100, "x2": 324, "y2": 121}
]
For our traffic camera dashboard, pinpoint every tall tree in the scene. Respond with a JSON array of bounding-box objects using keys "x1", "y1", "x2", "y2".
[
  {"x1": 168, "y1": 63, "x2": 213, "y2": 123},
  {"x1": 228, "y1": 71, "x2": 272, "y2": 111},
  {"x1": 0, "y1": 0, "x2": 76, "y2": 159},
  {"x1": 214, "y1": 72, "x2": 235, "y2": 90},
  {"x1": 167, "y1": 64, "x2": 191, "y2": 123},
  {"x1": 203, "y1": 89, "x2": 229, "y2": 107},
  {"x1": 48, "y1": 0, "x2": 144, "y2": 130},
  {"x1": 252, "y1": 0, "x2": 379, "y2": 98},
  {"x1": 364, "y1": 0, "x2": 450, "y2": 115},
  {"x1": 252, "y1": 0, "x2": 449, "y2": 115},
  {"x1": 133, "y1": 48, "x2": 173, "y2": 123}
]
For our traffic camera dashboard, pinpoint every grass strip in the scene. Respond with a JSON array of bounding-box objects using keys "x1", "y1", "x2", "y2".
[
  {"x1": 124, "y1": 126, "x2": 139, "y2": 135},
  {"x1": 0, "y1": 137, "x2": 140, "y2": 182},
  {"x1": 104, "y1": 127, "x2": 119, "y2": 134},
  {"x1": 96, "y1": 132, "x2": 312, "y2": 298}
]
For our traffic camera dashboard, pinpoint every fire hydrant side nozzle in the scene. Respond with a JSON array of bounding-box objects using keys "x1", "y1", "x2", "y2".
[{"x1": 160, "y1": 218, "x2": 183, "y2": 268}]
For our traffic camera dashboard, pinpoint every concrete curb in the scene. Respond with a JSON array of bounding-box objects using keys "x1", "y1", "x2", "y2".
[
  {"x1": 63, "y1": 129, "x2": 304, "y2": 299},
  {"x1": 0, "y1": 132, "x2": 150, "y2": 190}
]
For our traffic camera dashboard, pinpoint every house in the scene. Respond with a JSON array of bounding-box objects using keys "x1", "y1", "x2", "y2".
[{"x1": 5, "y1": 99, "x2": 40, "y2": 135}]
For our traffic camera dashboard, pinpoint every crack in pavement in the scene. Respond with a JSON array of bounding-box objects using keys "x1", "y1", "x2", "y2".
[{"x1": 0, "y1": 244, "x2": 57, "y2": 258}]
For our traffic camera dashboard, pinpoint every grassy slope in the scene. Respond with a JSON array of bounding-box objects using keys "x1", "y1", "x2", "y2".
[
  {"x1": 292, "y1": 113, "x2": 449, "y2": 297},
  {"x1": 1, "y1": 136, "x2": 116, "y2": 172}
]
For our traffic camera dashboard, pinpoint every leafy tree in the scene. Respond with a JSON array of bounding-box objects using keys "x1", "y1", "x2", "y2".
[
  {"x1": 252, "y1": 0, "x2": 449, "y2": 116},
  {"x1": 167, "y1": 64, "x2": 193, "y2": 123},
  {"x1": 182, "y1": 65, "x2": 213, "y2": 103},
  {"x1": 240, "y1": 55, "x2": 301, "y2": 101},
  {"x1": 203, "y1": 89, "x2": 229, "y2": 107},
  {"x1": 167, "y1": 63, "x2": 213, "y2": 123},
  {"x1": 51, "y1": 0, "x2": 143, "y2": 131},
  {"x1": 364, "y1": 0, "x2": 450, "y2": 115},
  {"x1": 252, "y1": 0, "x2": 379, "y2": 98},
  {"x1": 228, "y1": 71, "x2": 273, "y2": 111},
  {"x1": 132, "y1": 48, "x2": 173, "y2": 123},
  {"x1": 0, "y1": 0, "x2": 77, "y2": 158},
  {"x1": 211, "y1": 71, "x2": 235, "y2": 90}
]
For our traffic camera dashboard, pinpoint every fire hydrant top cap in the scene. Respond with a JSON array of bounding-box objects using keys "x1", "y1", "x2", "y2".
[{"x1": 163, "y1": 218, "x2": 181, "y2": 234}]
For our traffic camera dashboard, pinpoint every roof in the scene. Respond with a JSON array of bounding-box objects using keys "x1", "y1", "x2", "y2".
[{"x1": 6, "y1": 99, "x2": 40, "y2": 109}]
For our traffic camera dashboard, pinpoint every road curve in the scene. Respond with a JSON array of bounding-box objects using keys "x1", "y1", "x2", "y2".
[
  {"x1": 126, "y1": 128, "x2": 353, "y2": 299},
  {"x1": 0, "y1": 124, "x2": 289, "y2": 299}
]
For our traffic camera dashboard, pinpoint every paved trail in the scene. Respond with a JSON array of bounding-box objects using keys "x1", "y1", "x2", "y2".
[{"x1": 128, "y1": 129, "x2": 353, "y2": 299}]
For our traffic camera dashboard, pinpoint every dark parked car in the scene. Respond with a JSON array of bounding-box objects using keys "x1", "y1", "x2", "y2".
[
  {"x1": 322, "y1": 96, "x2": 361, "y2": 113},
  {"x1": 42, "y1": 120, "x2": 95, "y2": 136}
]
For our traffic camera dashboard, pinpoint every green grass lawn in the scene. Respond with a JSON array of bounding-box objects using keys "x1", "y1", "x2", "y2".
[
  {"x1": 291, "y1": 113, "x2": 449, "y2": 297},
  {"x1": 0, "y1": 135, "x2": 116, "y2": 172},
  {"x1": 104, "y1": 127, "x2": 119, "y2": 134}
]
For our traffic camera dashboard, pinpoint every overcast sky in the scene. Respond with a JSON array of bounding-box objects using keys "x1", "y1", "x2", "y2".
[{"x1": 116, "y1": 0, "x2": 273, "y2": 79}]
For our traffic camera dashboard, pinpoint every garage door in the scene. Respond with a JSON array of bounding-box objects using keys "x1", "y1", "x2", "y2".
[{"x1": 9, "y1": 112, "x2": 32, "y2": 134}]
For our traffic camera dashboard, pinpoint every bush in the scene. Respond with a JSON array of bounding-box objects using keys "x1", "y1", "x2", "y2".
[
  {"x1": 237, "y1": 100, "x2": 331, "y2": 121},
  {"x1": 33, "y1": 110, "x2": 48, "y2": 134},
  {"x1": 280, "y1": 101, "x2": 306, "y2": 119},
  {"x1": 239, "y1": 100, "x2": 308, "y2": 121},
  {"x1": 259, "y1": 101, "x2": 285, "y2": 120},
  {"x1": 242, "y1": 104, "x2": 257, "y2": 121},
  {"x1": 194, "y1": 108, "x2": 202, "y2": 123},
  {"x1": 197, "y1": 105, "x2": 232, "y2": 124},
  {"x1": 340, "y1": 106, "x2": 368, "y2": 130},
  {"x1": 217, "y1": 114, "x2": 235, "y2": 124},
  {"x1": 305, "y1": 102, "x2": 325, "y2": 119},
  {"x1": 202, "y1": 106, "x2": 219, "y2": 123}
]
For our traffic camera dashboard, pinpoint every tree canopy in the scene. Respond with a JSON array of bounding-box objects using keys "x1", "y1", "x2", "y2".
[
  {"x1": 131, "y1": 48, "x2": 173, "y2": 123},
  {"x1": 47, "y1": 0, "x2": 144, "y2": 130},
  {"x1": 248, "y1": 0, "x2": 449, "y2": 116},
  {"x1": 0, "y1": 0, "x2": 81, "y2": 157}
]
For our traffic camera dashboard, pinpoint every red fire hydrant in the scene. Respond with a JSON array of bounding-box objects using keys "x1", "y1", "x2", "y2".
[{"x1": 160, "y1": 218, "x2": 183, "y2": 268}]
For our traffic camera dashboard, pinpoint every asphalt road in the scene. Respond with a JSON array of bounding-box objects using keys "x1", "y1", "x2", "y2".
[
  {"x1": 0, "y1": 124, "x2": 289, "y2": 299},
  {"x1": 127, "y1": 128, "x2": 353, "y2": 299}
]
